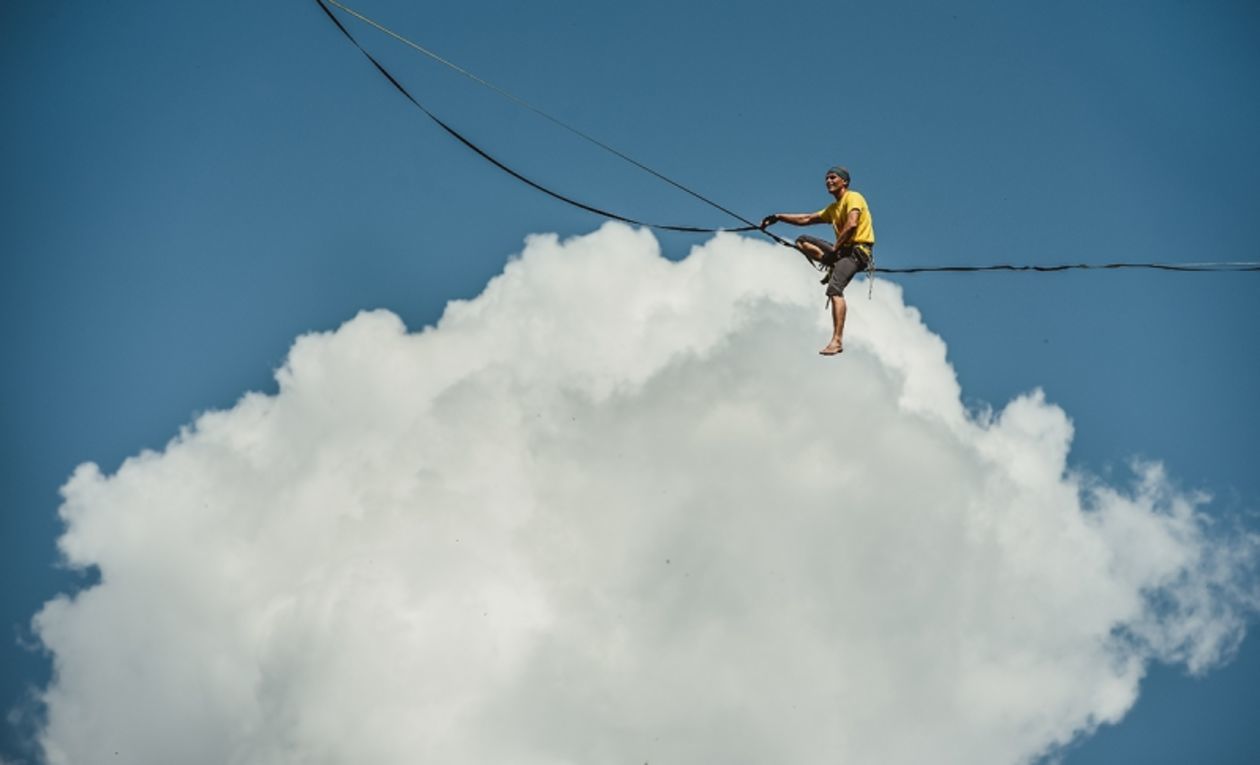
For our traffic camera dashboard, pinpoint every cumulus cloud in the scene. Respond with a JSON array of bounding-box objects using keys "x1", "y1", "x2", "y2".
[{"x1": 31, "y1": 223, "x2": 1258, "y2": 764}]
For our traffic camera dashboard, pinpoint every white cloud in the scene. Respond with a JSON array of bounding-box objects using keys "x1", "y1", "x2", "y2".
[{"x1": 31, "y1": 223, "x2": 1257, "y2": 764}]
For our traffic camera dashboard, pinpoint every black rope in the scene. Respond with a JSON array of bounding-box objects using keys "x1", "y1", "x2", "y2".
[
  {"x1": 313, "y1": 0, "x2": 788, "y2": 243},
  {"x1": 877, "y1": 261, "x2": 1260, "y2": 274},
  {"x1": 313, "y1": 1, "x2": 1259, "y2": 276}
]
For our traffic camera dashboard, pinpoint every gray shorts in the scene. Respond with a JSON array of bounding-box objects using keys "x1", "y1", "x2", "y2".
[{"x1": 796, "y1": 235, "x2": 872, "y2": 297}]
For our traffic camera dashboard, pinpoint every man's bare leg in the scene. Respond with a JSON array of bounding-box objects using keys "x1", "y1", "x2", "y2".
[
  {"x1": 794, "y1": 240, "x2": 846, "y2": 355},
  {"x1": 820, "y1": 295, "x2": 846, "y2": 355},
  {"x1": 796, "y1": 239, "x2": 827, "y2": 265}
]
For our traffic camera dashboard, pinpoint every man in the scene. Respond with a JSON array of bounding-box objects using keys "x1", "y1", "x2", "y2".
[{"x1": 761, "y1": 166, "x2": 876, "y2": 355}]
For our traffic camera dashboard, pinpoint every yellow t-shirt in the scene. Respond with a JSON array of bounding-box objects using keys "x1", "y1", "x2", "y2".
[{"x1": 816, "y1": 190, "x2": 875, "y2": 245}]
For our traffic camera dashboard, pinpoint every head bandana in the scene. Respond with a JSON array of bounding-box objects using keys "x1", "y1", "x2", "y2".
[{"x1": 827, "y1": 166, "x2": 851, "y2": 183}]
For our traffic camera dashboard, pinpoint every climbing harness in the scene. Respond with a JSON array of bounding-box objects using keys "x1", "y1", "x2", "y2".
[{"x1": 813, "y1": 242, "x2": 875, "y2": 304}]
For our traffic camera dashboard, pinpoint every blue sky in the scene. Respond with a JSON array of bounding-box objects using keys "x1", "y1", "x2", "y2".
[{"x1": 3, "y1": 0, "x2": 1258, "y2": 762}]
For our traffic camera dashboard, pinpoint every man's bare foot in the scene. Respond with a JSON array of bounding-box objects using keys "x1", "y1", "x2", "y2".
[{"x1": 819, "y1": 341, "x2": 844, "y2": 356}]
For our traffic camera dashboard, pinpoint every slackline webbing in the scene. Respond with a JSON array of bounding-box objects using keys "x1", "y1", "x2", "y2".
[
  {"x1": 877, "y1": 261, "x2": 1260, "y2": 274},
  {"x1": 313, "y1": 1, "x2": 1260, "y2": 276},
  {"x1": 313, "y1": 0, "x2": 785, "y2": 243}
]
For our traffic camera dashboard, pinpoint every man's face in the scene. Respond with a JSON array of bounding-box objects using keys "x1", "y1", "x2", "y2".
[{"x1": 825, "y1": 172, "x2": 847, "y2": 194}]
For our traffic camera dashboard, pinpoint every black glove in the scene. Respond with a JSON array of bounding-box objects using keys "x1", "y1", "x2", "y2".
[{"x1": 760, "y1": 214, "x2": 779, "y2": 229}]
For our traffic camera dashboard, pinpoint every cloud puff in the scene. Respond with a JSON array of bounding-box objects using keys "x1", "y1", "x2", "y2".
[{"x1": 31, "y1": 224, "x2": 1257, "y2": 764}]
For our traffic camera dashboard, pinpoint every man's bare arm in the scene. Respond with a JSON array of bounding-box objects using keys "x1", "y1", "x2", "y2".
[
  {"x1": 760, "y1": 211, "x2": 824, "y2": 228},
  {"x1": 831, "y1": 209, "x2": 861, "y2": 248}
]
